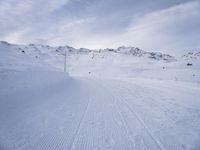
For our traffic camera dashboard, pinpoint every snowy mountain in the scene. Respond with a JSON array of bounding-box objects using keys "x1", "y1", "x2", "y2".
[
  {"x1": 1, "y1": 41, "x2": 200, "y2": 80},
  {"x1": 105, "y1": 46, "x2": 176, "y2": 62},
  {"x1": 0, "y1": 41, "x2": 175, "y2": 61},
  {"x1": 0, "y1": 41, "x2": 177, "y2": 71},
  {"x1": 0, "y1": 41, "x2": 177, "y2": 61}
]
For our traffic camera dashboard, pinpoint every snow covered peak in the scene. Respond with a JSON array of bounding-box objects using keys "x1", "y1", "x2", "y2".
[
  {"x1": 116, "y1": 46, "x2": 144, "y2": 55},
  {"x1": 102, "y1": 46, "x2": 176, "y2": 62}
]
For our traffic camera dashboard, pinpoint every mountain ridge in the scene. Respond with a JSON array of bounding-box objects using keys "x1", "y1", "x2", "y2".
[{"x1": 0, "y1": 41, "x2": 177, "y2": 62}]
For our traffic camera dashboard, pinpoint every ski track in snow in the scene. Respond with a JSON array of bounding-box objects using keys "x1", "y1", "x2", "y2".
[
  {"x1": 69, "y1": 98, "x2": 91, "y2": 150},
  {"x1": 0, "y1": 76, "x2": 200, "y2": 150},
  {"x1": 95, "y1": 78, "x2": 200, "y2": 150},
  {"x1": 94, "y1": 80, "x2": 166, "y2": 150}
]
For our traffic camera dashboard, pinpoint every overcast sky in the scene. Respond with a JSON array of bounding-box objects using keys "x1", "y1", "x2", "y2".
[{"x1": 0, "y1": 0, "x2": 199, "y2": 52}]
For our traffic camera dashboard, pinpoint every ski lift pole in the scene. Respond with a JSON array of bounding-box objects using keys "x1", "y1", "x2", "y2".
[{"x1": 64, "y1": 50, "x2": 67, "y2": 72}]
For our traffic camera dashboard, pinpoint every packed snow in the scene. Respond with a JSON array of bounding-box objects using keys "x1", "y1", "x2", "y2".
[{"x1": 0, "y1": 41, "x2": 200, "y2": 150}]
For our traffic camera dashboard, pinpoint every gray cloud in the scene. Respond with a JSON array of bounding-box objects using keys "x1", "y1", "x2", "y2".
[
  {"x1": 118, "y1": 1, "x2": 200, "y2": 52},
  {"x1": 0, "y1": 0, "x2": 199, "y2": 53}
]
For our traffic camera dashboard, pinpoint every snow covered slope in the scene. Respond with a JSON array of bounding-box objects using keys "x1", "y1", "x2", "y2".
[
  {"x1": 0, "y1": 41, "x2": 200, "y2": 150},
  {"x1": 1, "y1": 40, "x2": 199, "y2": 82},
  {"x1": 1, "y1": 72, "x2": 200, "y2": 150}
]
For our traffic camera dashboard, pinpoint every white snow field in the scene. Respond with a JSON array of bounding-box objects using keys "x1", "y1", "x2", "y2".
[{"x1": 0, "y1": 41, "x2": 200, "y2": 150}]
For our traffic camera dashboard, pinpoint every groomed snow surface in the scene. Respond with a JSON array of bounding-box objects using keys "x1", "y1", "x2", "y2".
[
  {"x1": 1, "y1": 71, "x2": 200, "y2": 150},
  {"x1": 0, "y1": 42, "x2": 200, "y2": 150}
]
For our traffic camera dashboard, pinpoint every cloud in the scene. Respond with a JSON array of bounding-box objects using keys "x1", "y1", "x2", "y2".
[
  {"x1": 116, "y1": 0, "x2": 200, "y2": 52},
  {"x1": 45, "y1": 17, "x2": 97, "y2": 46},
  {"x1": 0, "y1": 0, "x2": 70, "y2": 41},
  {"x1": 0, "y1": 0, "x2": 199, "y2": 53}
]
